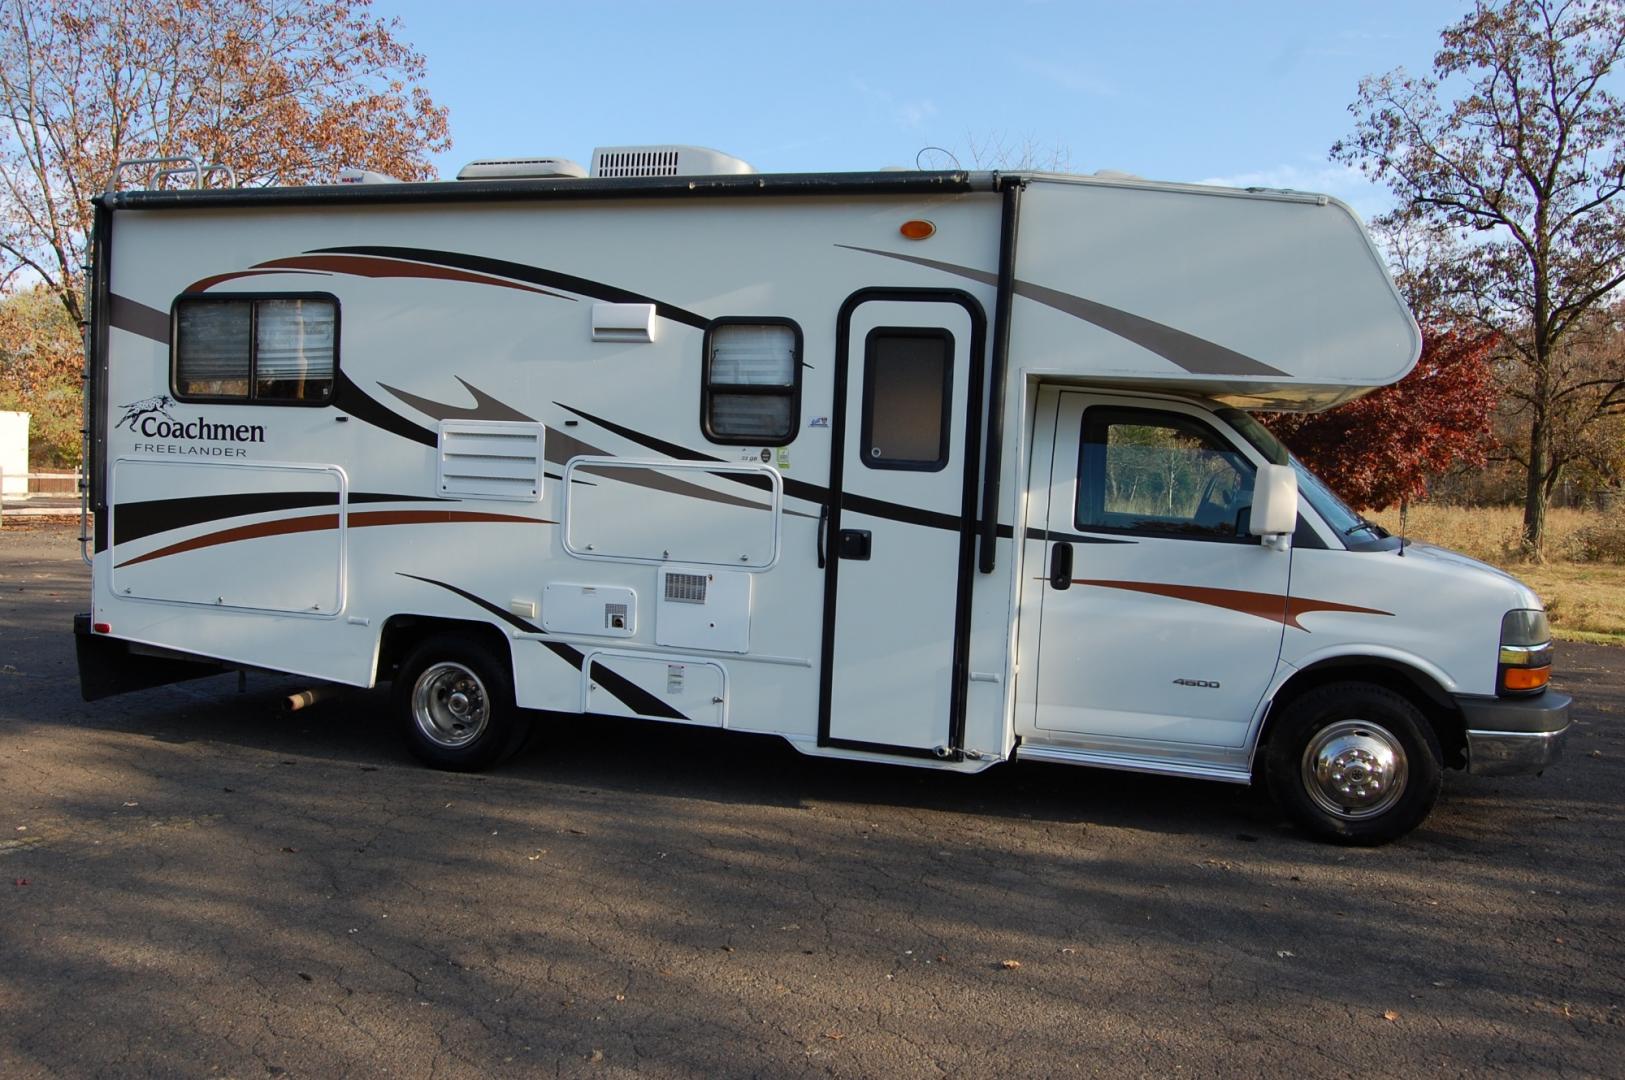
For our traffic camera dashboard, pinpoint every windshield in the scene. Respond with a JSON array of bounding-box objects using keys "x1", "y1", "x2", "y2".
[{"x1": 1217, "y1": 409, "x2": 1374, "y2": 540}]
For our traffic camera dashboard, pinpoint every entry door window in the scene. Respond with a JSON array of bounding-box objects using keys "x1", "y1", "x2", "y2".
[
  {"x1": 860, "y1": 328, "x2": 953, "y2": 471},
  {"x1": 1076, "y1": 408, "x2": 1254, "y2": 540}
]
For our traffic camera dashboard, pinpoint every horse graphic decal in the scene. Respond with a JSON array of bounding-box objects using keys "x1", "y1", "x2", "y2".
[{"x1": 115, "y1": 395, "x2": 177, "y2": 431}]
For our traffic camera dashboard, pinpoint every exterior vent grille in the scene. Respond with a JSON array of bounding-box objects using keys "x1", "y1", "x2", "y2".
[
  {"x1": 595, "y1": 149, "x2": 680, "y2": 178},
  {"x1": 664, "y1": 572, "x2": 708, "y2": 604},
  {"x1": 437, "y1": 421, "x2": 545, "y2": 502}
]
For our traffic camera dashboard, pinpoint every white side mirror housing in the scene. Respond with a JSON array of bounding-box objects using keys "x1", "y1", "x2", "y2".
[{"x1": 1249, "y1": 464, "x2": 1298, "y2": 546}]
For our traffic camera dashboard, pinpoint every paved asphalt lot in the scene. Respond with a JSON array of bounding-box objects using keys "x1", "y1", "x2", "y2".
[{"x1": 3, "y1": 523, "x2": 1622, "y2": 1078}]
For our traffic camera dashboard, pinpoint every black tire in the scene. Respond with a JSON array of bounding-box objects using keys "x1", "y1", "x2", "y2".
[
  {"x1": 1264, "y1": 681, "x2": 1443, "y2": 845},
  {"x1": 394, "y1": 634, "x2": 528, "y2": 771}
]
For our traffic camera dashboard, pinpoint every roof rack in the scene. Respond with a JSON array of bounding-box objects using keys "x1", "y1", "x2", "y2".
[{"x1": 106, "y1": 155, "x2": 237, "y2": 194}]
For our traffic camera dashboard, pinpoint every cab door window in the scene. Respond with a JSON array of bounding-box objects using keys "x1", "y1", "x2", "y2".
[{"x1": 1076, "y1": 407, "x2": 1254, "y2": 540}]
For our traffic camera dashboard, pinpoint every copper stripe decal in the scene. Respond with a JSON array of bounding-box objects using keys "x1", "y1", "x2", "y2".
[
  {"x1": 116, "y1": 510, "x2": 549, "y2": 568},
  {"x1": 1070, "y1": 579, "x2": 1392, "y2": 631},
  {"x1": 186, "y1": 255, "x2": 573, "y2": 301}
]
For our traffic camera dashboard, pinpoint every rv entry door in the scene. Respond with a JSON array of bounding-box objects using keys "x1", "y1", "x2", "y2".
[{"x1": 819, "y1": 292, "x2": 984, "y2": 757}]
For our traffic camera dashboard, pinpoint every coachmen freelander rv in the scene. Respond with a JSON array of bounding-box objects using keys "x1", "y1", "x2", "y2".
[{"x1": 75, "y1": 147, "x2": 1571, "y2": 843}]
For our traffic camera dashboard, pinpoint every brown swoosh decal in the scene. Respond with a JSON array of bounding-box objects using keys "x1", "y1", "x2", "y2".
[
  {"x1": 186, "y1": 255, "x2": 574, "y2": 301},
  {"x1": 185, "y1": 268, "x2": 331, "y2": 292},
  {"x1": 1071, "y1": 579, "x2": 1391, "y2": 631},
  {"x1": 836, "y1": 244, "x2": 1287, "y2": 378},
  {"x1": 116, "y1": 510, "x2": 550, "y2": 568}
]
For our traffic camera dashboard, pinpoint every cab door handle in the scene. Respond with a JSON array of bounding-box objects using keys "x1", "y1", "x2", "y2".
[{"x1": 1049, "y1": 541, "x2": 1073, "y2": 590}]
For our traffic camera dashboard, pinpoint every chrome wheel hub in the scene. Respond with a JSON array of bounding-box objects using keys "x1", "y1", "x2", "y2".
[
  {"x1": 411, "y1": 662, "x2": 490, "y2": 749},
  {"x1": 1301, "y1": 719, "x2": 1408, "y2": 820}
]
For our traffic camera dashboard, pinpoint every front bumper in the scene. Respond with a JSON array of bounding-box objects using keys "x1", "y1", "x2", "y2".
[{"x1": 1456, "y1": 691, "x2": 1573, "y2": 777}]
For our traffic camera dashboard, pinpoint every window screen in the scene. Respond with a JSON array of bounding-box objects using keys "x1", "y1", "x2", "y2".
[
  {"x1": 860, "y1": 329, "x2": 952, "y2": 471},
  {"x1": 702, "y1": 321, "x2": 800, "y2": 444},
  {"x1": 173, "y1": 295, "x2": 337, "y2": 404},
  {"x1": 1075, "y1": 408, "x2": 1255, "y2": 540}
]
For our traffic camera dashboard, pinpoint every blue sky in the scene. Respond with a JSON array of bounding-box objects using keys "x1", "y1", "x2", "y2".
[{"x1": 374, "y1": 0, "x2": 1468, "y2": 221}]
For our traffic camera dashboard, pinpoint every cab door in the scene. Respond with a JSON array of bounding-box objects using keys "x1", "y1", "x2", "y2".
[{"x1": 1017, "y1": 389, "x2": 1289, "y2": 749}]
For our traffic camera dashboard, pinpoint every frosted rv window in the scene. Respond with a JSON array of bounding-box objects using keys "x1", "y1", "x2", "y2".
[
  {"x1": 255, "y1": 300, "x2": 335, "y2": 401},
  {"x1": 860, "y1": 329, "x2": 952, "y2": 471},
  {"x1": 172, "y1": 295, "x2": 337, "y2": 405},
  {"x1": 703, "y1": 321, "x2": 800, "y2": 444},
  {"x1": 176, "y1": 301, "x2": 252, "y2": 397}
]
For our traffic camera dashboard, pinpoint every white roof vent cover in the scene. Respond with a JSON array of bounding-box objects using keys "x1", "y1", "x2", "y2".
[
  {"x1": 457, "y1": 157, "x2": 588, "y2": 180},
  {"x1": 591, "y1": 145, "x2": 755, "y2": 178}
]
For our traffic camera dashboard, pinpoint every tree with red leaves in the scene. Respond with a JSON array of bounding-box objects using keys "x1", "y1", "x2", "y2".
[{"x1": 1261, "y1": 328, "x2": 1498, "y2": 511}]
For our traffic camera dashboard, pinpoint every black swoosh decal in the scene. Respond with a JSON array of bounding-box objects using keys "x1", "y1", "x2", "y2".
[
  {"x1": 836, "y1": 245, "x2": 1287, "y2": 378},
  {"x1": 334, "y1": 372, "x2": 438, "y2": 447},
  {"x1": 112, "y1": 491, "x2": 449, "y2": 546},
  {"x1": 312, "y1": 246, "x2": 710, "y2": 330},
  {"x1": 397, "y1": 574, "x2": 687, "y2": 721},
  {"x1": 110, "y1": 295, "x2": 170, "y2": 344},
  {"x1": 379, "y1": 376, "x2": 534, "y2": 422}
]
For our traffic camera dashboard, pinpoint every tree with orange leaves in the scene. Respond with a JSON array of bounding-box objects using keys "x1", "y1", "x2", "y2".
[{"x1": 0, "y1": 0, "x2": 451, "y2": 326}]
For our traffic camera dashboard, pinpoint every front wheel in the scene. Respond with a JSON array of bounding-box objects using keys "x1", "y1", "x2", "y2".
[
  {"x1": 1264, "y1": 682, "x2": 1442, "y2": 845},
  {"x1": 394, "y1": 635, "x2": 528, "y2": 771}
]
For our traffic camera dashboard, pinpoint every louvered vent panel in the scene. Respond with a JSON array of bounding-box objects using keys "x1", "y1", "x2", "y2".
[
  {"x1": 664, "y1": 572, "x2": 708, "y2": 604},
  {"x1": 437, "y1": 421, "x2": 545, "y2": 502},
  {"x1": 595, "y1": 149, "x2": 680, "y2": 178}
]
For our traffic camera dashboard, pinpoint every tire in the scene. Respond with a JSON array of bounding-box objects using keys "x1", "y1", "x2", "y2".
[
  {"x1": 1264, "y1": 681, "x2": 1443, "y2": 845},
  {"x1": 394, "y1": 634, "x2": 528, "y2": 771}
]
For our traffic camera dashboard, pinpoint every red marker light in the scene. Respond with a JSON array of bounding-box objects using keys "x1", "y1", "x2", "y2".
[
  {"x1": 93, "y1": 622, "x2": 111, "y2": 634},
  {"x1": 899, "y1": 219, "x2": 936, "y2": 240}
]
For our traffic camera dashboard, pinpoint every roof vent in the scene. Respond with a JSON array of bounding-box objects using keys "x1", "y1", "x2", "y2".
[
  {"x1": 590, "y1": 145, "x2": 754, "y2": 179},
  {"x1": 456, "y1": 157, "x2": 588, "y2": 181},
  {"x1": 337, "y1": 168, "x2": 404, "y2": 185}
]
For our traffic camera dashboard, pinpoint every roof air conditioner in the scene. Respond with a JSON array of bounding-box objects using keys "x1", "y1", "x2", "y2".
[{"x1": 590, "y1": 145, "x2": 755, "y2": 178}]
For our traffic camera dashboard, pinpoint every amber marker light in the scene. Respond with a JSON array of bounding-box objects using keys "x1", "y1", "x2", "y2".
[
  {"x1": 899, "y1": 219, "x2": 936, "y2": 240},
  {"x1": 1501, "y1": 665, "x2": 1551, "y2": 692}
]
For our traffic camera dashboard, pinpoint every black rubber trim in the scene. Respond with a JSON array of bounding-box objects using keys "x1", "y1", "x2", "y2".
[
  {"x1": 979, "y1": 177, "x2": 1023, "y2": 572},
  {"x1": 822, "y1": 737, "x2": 944, "y2": 761},
  {"x1": 1455, "y1": 691, "x2": 1572, "y2": 733},
  {"x1": 90, "y1": 204, "x2": 112, "y2": 551},
  {"x1": 817, "y1": 288, "x2": 987, "y2": 759},
  {"x1": 99, "y1": 171, "x2": 986, "y2": 212},
  {"x1": 396, "y1": 573, "x2": 687, "y2": 721}
]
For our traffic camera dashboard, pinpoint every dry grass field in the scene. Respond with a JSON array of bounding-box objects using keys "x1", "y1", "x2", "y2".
[{"x1": 1368, "y1": 505, "x2": 1625, "y2": 643}]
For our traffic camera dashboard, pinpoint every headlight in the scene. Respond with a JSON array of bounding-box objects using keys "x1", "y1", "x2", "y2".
[{"x1": 1498, "y1": 608, "x2": 1552, "y2": 695}]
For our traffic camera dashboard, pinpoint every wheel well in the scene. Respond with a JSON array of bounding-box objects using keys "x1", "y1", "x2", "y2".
[
  {"x1": 377, "y1": 615, "x2": 512, "y2": 684},
  {"x1": 1260, "y1": 659, "x2": 1467, "y2": 772}
]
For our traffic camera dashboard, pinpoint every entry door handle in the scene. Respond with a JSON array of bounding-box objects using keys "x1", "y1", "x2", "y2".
[
  {"x1": 1049, "y1": 541, "x2": 1073, "y2": 590},
  {"x1": 817, "y1": 504, "x2": 829, "y2": 569}
]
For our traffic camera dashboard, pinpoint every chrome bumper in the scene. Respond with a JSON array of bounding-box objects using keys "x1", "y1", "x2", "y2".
[{"x1": 1458, "y1": 691, "x2": 1573, "y2": 777}]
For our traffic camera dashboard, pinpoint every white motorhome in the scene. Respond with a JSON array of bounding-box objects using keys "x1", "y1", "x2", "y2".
[{"x1": 75, "y1": 147, "x2": 1571, "y2": 843}]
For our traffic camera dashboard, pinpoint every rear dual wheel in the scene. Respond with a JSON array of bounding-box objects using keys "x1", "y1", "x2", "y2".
[
  {"x1": 394, "y1": 635, "x2": 529, "y2": 771},
  {"x1": 1265, "y1": 682, "x2": 1443, "y2": 845}
]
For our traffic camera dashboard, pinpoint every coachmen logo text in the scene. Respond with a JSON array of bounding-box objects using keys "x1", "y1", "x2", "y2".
[{"x1": 121, "y1": 396, "x2": 264, "y2": 458}]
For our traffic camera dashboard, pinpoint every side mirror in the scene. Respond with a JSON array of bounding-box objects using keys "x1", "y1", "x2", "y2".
[{"x1": 1249, "y1": 464, "x2": 1298, "y2": 546}]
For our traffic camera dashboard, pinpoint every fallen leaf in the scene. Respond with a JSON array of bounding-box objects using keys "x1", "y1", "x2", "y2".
[
  {"x1": 1000, "y1": 959, "x2": 1022, "y2": 970},
  {"x1": 614, "y1": 994, "x2": 625, "y2": 1003},
  {"x1": 297, "y1": 972, "x2": 313, "y2": 982},
  {"x1": 1382, "y1": 1010, "x2": 1400, "y2": 1022},
  {"x1": 823, "y1": 1031, "x2": 845, "y2": 1041},
  {"x1": 1277, "y1": 950, "x2": 1296, "y2": 958},
  {"x1": 13, "y1": 878, "x2": 28, "y2": 886},
  {"x1": 281, "y1": 846, "x2": 298, "y2": 853},
  {"x1": 122, "y1": 801, "x2": 139, "y2": 808},
  {"x1": 588, "y1": 1049, "x2": 603, "y2": 1063}
]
